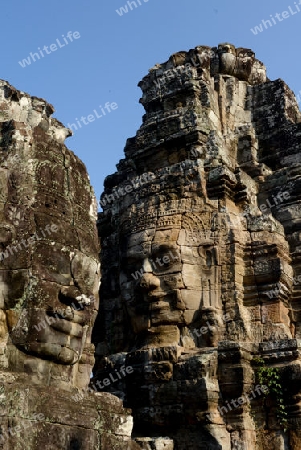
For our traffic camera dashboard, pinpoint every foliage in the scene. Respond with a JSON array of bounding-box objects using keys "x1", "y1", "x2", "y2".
[{"x1": 253, "y1": 357, "x2": 288, "y2": 431}]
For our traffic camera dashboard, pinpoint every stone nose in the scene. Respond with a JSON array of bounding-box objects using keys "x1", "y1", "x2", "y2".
[{"x1": 139, "y1": 273, "x2": 160, "y2": 291}]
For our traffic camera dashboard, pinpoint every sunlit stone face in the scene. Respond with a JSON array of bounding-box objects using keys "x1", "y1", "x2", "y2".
[
  {"x1": 119, "y1": 213, "x2": 221, "y2": 346},
  {"x1": 7, "y1": 246, "x2": 99, "y2": 365},
  {"x1": 0, "y1": 136, "x2": 99, "y2": 376},
  {"x1": 120, "y1": 227, "x2": 183, "y2": 334}
]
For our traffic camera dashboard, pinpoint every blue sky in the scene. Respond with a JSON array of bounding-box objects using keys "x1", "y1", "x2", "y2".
[{"x1": 2, "y1": 0, "x2": 301, "y2": 208}]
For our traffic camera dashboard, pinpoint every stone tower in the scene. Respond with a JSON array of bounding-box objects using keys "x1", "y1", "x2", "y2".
[{"x1": 94, "y1": 44, "x2": 301, "y2": 449}]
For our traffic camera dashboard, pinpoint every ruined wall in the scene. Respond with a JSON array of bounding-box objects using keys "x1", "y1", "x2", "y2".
[{"x1": 95, "y1": 44, "x2": 301, "y2": 450}]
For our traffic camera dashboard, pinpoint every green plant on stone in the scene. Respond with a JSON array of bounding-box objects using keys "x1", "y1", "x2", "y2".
[{"x1": 253, "y1": 357, "x2": 288, "y2": 431}]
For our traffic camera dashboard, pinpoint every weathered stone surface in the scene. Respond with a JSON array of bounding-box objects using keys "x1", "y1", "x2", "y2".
[
  {"x1": 0, "y1": 380, "x2": 140, "y2": 449},
  {"x1": 94, "y1": 43, "x2": 301, "y2": 449},
  {"x1": 0, "y1": 80, "x2": 138, "y2": 448}
]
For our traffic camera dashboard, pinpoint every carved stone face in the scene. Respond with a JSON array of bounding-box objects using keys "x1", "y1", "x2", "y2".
[
  {"x1": 119, "y1": 214, "x2": 221, "y2": 346},
  {"x1": 0, "y1": 134, "x2": 99, "y2": 375},
  {"x1": 211, "y1": 43, "x2": 266, "y2": 84},
  {"x1": 7, "y1": 247, "x2": 99, "y2": 365},
  {"x1": 120, "y1": 227, "x2": 183, "y2": 335},
  {"x1": 218, "y1": 43, "x2": 237, "y2": 75}
]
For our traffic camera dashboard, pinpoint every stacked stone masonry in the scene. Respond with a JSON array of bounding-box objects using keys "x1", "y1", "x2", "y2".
[
  {"x1": 1, "y1": 43, "x2": 301, "y2": 449},
  {"x1": 94, "y1": 44, "x2": 301, "y2": 450}
]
